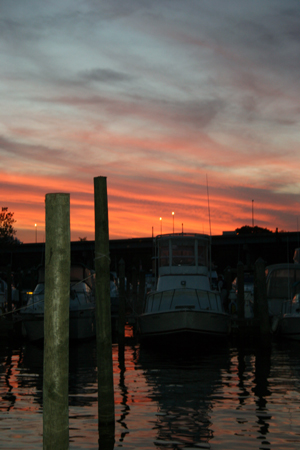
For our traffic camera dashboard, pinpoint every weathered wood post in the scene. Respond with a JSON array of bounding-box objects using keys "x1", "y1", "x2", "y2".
[
  {"x1": 43, "y1": 193, "x2": 70, "y2": 450},
  {"x1": 237, "y1": 261, "x2": 245, "y2": 319},
  {"x1": 138, "y1": 270, "x2": 146, "y2": 315},
  {"x1": 223, "y1": 266, "x2": 232, "y2": 312},
  {"x1": 6, "y1": 265, "x2": 12, "y2": 320},
  {"x1": 94, "y1": 176, "x2": 115, "y2": 440},
  {"x1": 131, "y1": 266, "x2": 137, "y2": 316},
  {"x1": 255, "y1": 257, "x2": 271, "y2": 345},
  {"x1": 118, "y1": 258, "x2": 126, "y2": 350},
  {"x1": 253, "y1": 268, "x2": 259, "y2": 319}
]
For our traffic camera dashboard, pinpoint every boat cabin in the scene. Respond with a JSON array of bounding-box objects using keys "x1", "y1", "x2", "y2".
[{"x1": 154, "y1": 233, "x2": 212, "y2": 292}]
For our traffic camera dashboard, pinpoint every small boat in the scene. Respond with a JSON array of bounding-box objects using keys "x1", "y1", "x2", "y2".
[
  {"x1": 21, "y1": 264, "x2": 96, "y2": 341},
  {"x1": 138, "y1": 233, "x2": 230, "y2": 342}
]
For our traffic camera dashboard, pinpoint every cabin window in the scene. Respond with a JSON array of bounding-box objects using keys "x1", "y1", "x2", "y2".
[
  {"x1": 173, "y1": 289, "x2": 198, "y2": 307},
  {"x1": 151, "y1": 292, "x2": 162, "y2": 312},
  {"x1": 160, "y1": 290, "x2": 174, "y2": 311},
  {"x1": 145, "y1": 294, "x2": 154, "y2": 312},
  {"x1": 197, "y1": 290, "x2": 210, "y2": 309},
  {"x1": 198, "y1": 244, "x2": 207, "y2": 266},
  {"x1": 171, "y1": 239, "x2": 195, "y2": 266},
  {"x1": 208, "y1": 292, "x2": 219, "y2": 311},
  {"x1": 159, "y1": 242, "x2": 170, "y2": 267}
]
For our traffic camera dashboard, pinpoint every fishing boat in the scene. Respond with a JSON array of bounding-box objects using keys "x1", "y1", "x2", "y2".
[
  {"x1": 138, "y1": 233, "x2": 230, "y2": 341},
  {"x1": 21, "y1": 264, "x2": 96, "y2": 341}
]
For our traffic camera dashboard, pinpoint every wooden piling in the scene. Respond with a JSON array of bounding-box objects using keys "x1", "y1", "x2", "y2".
[
  {"x1": 94, "y1": 177, "x2": 115, "y2": 432},
  {"x1": 254, "y1": 257, "x2": 271, "y2": 344},
  {"x1": 43, "y1": 193, "x2": 70, "y2": 450},
  {"x1": 131, "y1": 266, "x2": 137, "y2": 316},
  {"x1": 237, "y1": 261, "x2": 245, "y2": 319},
  {"x1": 138, "y1": 270, "x2": 146, "y2": 316},
  {"x1": 6, "y1": 265, "x2": 12, "y2": 320},
  {"x1": 118, "y1": 259, "x2": 126, "y2": 348}
]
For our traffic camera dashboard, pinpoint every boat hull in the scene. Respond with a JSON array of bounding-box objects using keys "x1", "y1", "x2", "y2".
[
  {"x1": 139, "y1": 309, "x2": 230, "y2": 340},
  {"x1": 22, "y1": 309, "x2": 96, "y2": 342}
]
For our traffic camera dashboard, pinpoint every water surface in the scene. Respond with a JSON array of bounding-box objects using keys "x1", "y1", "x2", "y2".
[{"x1": 1, "y1": 333, "x2": 300, "y2": 449}]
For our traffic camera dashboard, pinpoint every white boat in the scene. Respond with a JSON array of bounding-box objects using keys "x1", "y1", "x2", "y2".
[
  {"x1": 21, "y1": 265, "x2": 96, "y2": 341},
  {"x1": 266, "y1": 263, "x2": 300, "y2": 319},
  {"x1": 138, "y1": 233, "x2": 230, "y2": 341}
]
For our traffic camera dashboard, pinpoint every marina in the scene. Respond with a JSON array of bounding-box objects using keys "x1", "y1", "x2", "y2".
[{"x1": 1, "y1": 213, "x2": 300, "y2": 448}]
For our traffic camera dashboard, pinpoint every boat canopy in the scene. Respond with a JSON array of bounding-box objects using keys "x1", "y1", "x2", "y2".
[{"x1": 266, "y1": 264, "x2": 300, "y2": 300}]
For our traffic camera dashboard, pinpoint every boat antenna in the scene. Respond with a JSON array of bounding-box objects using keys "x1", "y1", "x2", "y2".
[
  {"x1": 206, "y1": 174, "x2": 212, "y2": 285},
  {"x1": 206, "y1": 174, "x2": 212, "y2": 237}
]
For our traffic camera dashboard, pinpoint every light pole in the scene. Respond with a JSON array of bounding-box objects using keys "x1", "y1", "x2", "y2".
[
  {"x1": 35, "y1": 223, "x2": 37, "y2": 243},
  {"x1": 172, "y1": 212, "x2": 174, "y2": 233},
  {"x1": 160, "y1": 217, "x2": 162, "y2": 234},
  {"x1": 252, "y1": 200, "x2": 254, "y2": 227}
]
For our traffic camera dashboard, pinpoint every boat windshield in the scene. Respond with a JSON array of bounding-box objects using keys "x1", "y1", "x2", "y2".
[
  {"x1": 172, "y1": 240, "x2": 195, "y2": 266},
  {"x1": 158, "y1": 237, "x2": 208, "y2": 267},
  {"x1": 267, "y1": 268, "x2": 300, "y2": 299}
]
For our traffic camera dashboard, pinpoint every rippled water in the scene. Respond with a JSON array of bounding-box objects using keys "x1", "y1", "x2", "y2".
[{"x1": 1, "y1": 330, "x2": 300, "y2": 449}]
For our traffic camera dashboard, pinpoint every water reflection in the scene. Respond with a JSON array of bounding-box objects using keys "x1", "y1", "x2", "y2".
[
  {"x1": 1, "y1": 336, "x2": 300, "y2": 449},
  {"x1": 1, "y1": 346, "x2": 19, "y2": 409},
  {"x1": 134, "y1": 343, "x2": 231, "y2": 448}
]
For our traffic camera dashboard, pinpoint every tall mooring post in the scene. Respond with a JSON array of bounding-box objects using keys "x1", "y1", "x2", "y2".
[
  {"x1": 6, "y1": 265, "x2": 12, "y2": 320},
  {"x1": 237, "y1": 261, "x2": 245, "y2": 319},
  {"x1": 138, "y1": 270, "x2": 146, "y2": 316},
  {"x1": 118, "y1": 258, "x2": 126, "y2": 349},
  {"x1": 43, "y1": 193, "x2": 70, "y2": 450},
  {"x1": 94, "y1": 176, "x2": 115, "y2": 444},
  {"x1": 254, "y1": 257, "x2": 271, "y2": 346},
  {"x1": 131, "y1": 266, "x2": 137, "y2": 316}
]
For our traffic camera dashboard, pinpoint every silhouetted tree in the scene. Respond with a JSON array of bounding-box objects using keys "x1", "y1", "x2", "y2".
[
  {"x1": 0, "y1": 207, "x2": 20, "y2": 245},
  {"x1": 235, "y1": 225, "x2": 273, "y2": 235}
]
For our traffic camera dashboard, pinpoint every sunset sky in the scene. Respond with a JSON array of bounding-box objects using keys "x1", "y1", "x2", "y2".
[{"x1": 1, "y1": 0, "x2": 299, "y2": 243}]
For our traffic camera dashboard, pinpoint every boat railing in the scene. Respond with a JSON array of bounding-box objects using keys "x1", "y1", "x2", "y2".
[{"x1": 144, "y1": 288, "x2": 224, "y2": 314}]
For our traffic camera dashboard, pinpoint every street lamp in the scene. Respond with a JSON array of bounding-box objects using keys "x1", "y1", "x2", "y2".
[
  {"x1": 159, "y1": 217, "x2": 162, "y2": 234},
  {"x1": 172, "y1": 212, "x2": 174, "y2": 233},
  {"x1": 35, "y1": 223, "x2": 37, "y2": 243}
]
